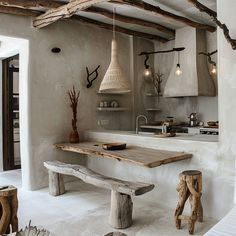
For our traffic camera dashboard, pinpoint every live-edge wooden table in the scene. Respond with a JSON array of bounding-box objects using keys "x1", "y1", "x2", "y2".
[{"x1": 55, "y1": 141, "x2": 192, "y2": 168}]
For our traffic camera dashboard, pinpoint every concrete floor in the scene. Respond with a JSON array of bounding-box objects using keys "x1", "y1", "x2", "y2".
[{"x1": 0, "y1": 170, "x2": 217, "y2": 236}]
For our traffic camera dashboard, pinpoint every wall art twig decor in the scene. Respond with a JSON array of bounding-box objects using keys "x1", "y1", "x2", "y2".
[
  {"x1": 188, "y1": 0, "x2": 236, "y2": 50},
  {"x1": 86, "y1": 65, "x2": 100, "y2": 88}
]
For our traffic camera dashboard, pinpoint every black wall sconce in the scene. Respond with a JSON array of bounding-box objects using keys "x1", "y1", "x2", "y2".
[{"x1": 86, "y1": 65, "x2": 100, "y2": 88}]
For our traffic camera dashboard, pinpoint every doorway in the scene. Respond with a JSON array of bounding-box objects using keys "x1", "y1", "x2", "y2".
[{"x1": 2, "y1": 55, "x2": 21, "y2": 170}]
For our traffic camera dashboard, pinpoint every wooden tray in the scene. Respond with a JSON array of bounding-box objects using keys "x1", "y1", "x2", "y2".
[
  {"x1": 155, "y1": 133, "x2": 176, "y2": 138},
  {"x1": 102, "y1": 143, "x2": 127, "y2": 151}
]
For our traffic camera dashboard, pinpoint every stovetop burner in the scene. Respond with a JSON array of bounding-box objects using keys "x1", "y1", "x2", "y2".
[{"x1": 200, "y1": 127, "x2": 219, "y2": 135}]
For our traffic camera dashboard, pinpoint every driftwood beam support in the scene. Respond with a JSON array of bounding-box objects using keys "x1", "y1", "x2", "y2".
[
  {"x1": 109, "y1": 191, "x2": 133, "y2": 229},
  {"x1": 49, "y1": 170, "x2": 65, "y2": 196},
  {"x1": 175, "y1": 170, "x2": 203, "y2": 235},
  {"x1": 0, "y1": 185, "x2": 18, "y2": 235},
  {"x1": 188, "y1": 0, "x2": 236, "y2": 50},
  {"x1": 44, "y1": 161, "x2": 154, "y2": 229}
]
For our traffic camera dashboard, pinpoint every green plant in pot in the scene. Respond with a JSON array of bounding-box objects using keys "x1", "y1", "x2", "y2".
[{"x1": 68, "y1": 86, "x2": 80, "y2": 143}]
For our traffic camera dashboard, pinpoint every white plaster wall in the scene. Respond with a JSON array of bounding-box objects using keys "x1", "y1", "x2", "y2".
[
  {"x1": 0, "y1": 61, "x2": 2, "y2": 171},
  {"x1": 216, "y1": 0, "x2": 236, "y2": 204},
  {"x1": 154, "y1": 32, "x2": 218, "y2": 124}
]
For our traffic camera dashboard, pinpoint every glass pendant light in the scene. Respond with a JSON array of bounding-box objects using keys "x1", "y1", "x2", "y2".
[
  {"x1": 211, "y1": 63, "x2": 217, "y2": 74},
  {"x1": 99, "y1": 8, "x2": 131, "y2": 94},
  {"x1": 175, "y1": 51, "x2": 182, "y2": 76},
  {"x1": 143, "y1": 54, "x2": 152, "y2": 78}
]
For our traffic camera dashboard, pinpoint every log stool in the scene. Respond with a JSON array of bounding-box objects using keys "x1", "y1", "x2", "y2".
[
  {"x1": 175, "y1": 170, "x2": 203, "y2": 235},
  {"x1": 0, "y1": 185, "x2": 18, "y2": 235}
]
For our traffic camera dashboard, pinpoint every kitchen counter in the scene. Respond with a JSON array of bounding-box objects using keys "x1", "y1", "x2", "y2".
[{"x1": 84, "y1": 130, "x2": 218, "y2": 155}]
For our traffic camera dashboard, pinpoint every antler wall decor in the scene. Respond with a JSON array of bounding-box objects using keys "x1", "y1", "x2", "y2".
[
  {"x1": 188, "y1": 0, "x2": 236, "y2": 50},
  {"x1": 86, "y1": 65, "x2": 100, "y2": 88}
]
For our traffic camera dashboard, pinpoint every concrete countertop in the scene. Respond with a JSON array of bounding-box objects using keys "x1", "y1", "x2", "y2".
[
  {"x1": 85, "y1": 130, "x2": 218, "y2": 143},
  {"x1": 84, "y1": 130, "x2": 218, "y2": 154}
]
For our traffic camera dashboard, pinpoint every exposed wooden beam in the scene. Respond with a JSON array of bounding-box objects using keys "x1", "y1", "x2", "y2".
[
  {"x1": 0, "y1": 5, "x2": 40, "y2": 16},
  {"x1": 72, "y1": 15, "x2": 169, "y2": 42},
  {"x1": 188, "y1": 0, "x2": 236, "y2": 50},
  {"x1": 86, "y1": 6, "x2": 175, "y2": 37},
  {"x1": 0, "y1": 5, "x2": 167, "y2": 42},
  {"x1": 112, "y1": 0, "x2": 216, "y2": 32},
  {"x1": 33, "y1": 0, "x2": 112, "y2": 28},
  {"x1": 0, "y1": 0, "x2": 62, "y2": 9}
]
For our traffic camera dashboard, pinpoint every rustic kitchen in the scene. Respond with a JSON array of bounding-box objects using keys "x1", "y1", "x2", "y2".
[{"x1": 0, "y1": 0, "x2": 235, "y2": 236}]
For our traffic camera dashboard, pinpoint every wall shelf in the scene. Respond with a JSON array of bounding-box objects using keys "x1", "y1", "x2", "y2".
[
  {"x1": 146, "y1": 108, "x2": 161, "y2": 112},
  {"x1": 145, "y1": 93, "x2": 162, "y2": 97},
  {"x1": 97, "y1": 107, "x2": 129, "y2": 112},
  {"x1": 97, "y1": 92, "x2": 130, "y2": 95}
]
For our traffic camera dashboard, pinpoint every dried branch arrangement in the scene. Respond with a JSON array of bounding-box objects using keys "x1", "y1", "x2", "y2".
[
  {"x1": 68, "y1": 86, "x2": 80, "y2": 143},
  {"x1": 188, "y1": 0, "x2": 236, "y2": 50},
  {"x1": 152, "y1": 71, "x2": 164, "y2": 97},
  {"x1": 86, "y1": 65, "x2": 100, "y2": 88},
  {"x1": 16, "y1": 221, "x2": 50, "y2": 236}
]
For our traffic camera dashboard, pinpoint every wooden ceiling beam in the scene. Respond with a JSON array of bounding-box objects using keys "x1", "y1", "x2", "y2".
[
  {"x1": 0, "y1": 5, "x2": 168, "y2": 42},
  {"x1": 0, "y1": 0, "x2": 63, "y2": 9},
  {"x1": 72, "y1": 15, "x2": 169, "y2": 42},
  {"x1": 0, "y1": 5, "x2": 40, "y2": 16},
  {"x1": 33, "y1": 0, "x2": 112, "y2": 29},
  {"x1": 111, "y1": 0, "x2": 216, "y2": 32},
  {"x1": 86, "y1": 6, "x2": 175, "y2": 37}
]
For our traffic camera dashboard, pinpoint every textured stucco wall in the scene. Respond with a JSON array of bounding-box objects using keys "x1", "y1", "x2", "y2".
[
  {"x1": 216, "y1": 0, "x2": 236, "y2": 204},
  {"x1": 0, "y1": 61, "x2": 2, "y2": 172},
  {"x1": 0, "y1": 13, "x2": 135, "y2": 189},
  {"x1": 154, "y1": 32, "x2": 218, "y2": 124}
]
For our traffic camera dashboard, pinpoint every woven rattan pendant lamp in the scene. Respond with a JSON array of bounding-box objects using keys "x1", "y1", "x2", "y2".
[{"x1": 99, "y1": 8, "x2": 131, "y2": 94}]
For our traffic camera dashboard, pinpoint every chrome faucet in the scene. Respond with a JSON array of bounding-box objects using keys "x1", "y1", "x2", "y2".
[{"x1": 135, "y1": 115, "x2": 148, "y2": 134}]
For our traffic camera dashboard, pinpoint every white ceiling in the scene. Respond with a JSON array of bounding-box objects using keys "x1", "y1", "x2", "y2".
[{"x1": 73, "y1": 0, "x2": 217, "y2": 39}]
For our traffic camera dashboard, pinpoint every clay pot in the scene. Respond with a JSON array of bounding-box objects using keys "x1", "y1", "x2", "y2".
[{"x1": 69, "y1": 130, "x2": 79, "y2": 143}]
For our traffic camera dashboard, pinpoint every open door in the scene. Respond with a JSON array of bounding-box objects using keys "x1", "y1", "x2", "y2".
[{"x1": 2, "y1": 55, "x2": 20, "y2": 170}]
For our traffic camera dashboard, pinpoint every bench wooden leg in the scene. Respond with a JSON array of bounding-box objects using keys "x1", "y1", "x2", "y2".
[
  {"x1": 109, "y1": 190, "x2": 133, "y2": 229},
  {"x1": 49, "y1": 171, "x2": 65, "y2": 196}
]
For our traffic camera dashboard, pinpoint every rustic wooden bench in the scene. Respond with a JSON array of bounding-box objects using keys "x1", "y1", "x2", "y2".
[{"x1": 44, "y1": 161, "x2": 154, "y2": 229}]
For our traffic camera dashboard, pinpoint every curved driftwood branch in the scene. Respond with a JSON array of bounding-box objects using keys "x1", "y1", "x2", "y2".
[
  {"x1": 188, "y1": 0, "x2": 236, "y2": 50},
  {"x1": 199, "y1": 50, "x2": 217, "y2": 65},
  {"x1": 86, "y1": 65, "x2": 100, "y2": 88}
]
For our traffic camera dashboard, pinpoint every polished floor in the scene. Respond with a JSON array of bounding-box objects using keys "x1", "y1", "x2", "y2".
[{"x1": 0, "y1": 170, "x2": 217, "y2": 236}]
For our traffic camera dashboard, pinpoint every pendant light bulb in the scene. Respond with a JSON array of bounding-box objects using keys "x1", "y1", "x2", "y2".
[
  {"x1": 211, "y1": 64, "x2": 217, "y2": 74},
  {"x1": 175, "y1": 52, "x2": 182, "y2": 76},
  {"x1": 175, "y1": 63, "x2": 182, "y2": 76},
  {"x1": 144, "y1": 68, "x2": 151, "y2": 77}
]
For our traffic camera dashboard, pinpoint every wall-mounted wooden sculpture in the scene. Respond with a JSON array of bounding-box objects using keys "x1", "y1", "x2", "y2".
[
  {"x1": 188, "y1": 0, "x2": 236, "y2": 50},
  {"x1": 86, "y1": 65, "x2": 100, "y2": 88}
]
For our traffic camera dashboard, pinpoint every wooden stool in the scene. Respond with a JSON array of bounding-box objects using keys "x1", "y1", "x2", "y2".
[
  {"x1": 175, "y1": 170, "x2": 203, "y2": 235},
  {"x1": 0, "y1": 185, "x2": 18, "y2": 235}
]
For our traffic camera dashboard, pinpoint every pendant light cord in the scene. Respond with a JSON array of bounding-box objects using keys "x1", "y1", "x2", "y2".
[{"x1": 113, "y1": 8, "x2": 116, "y2": 39}]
